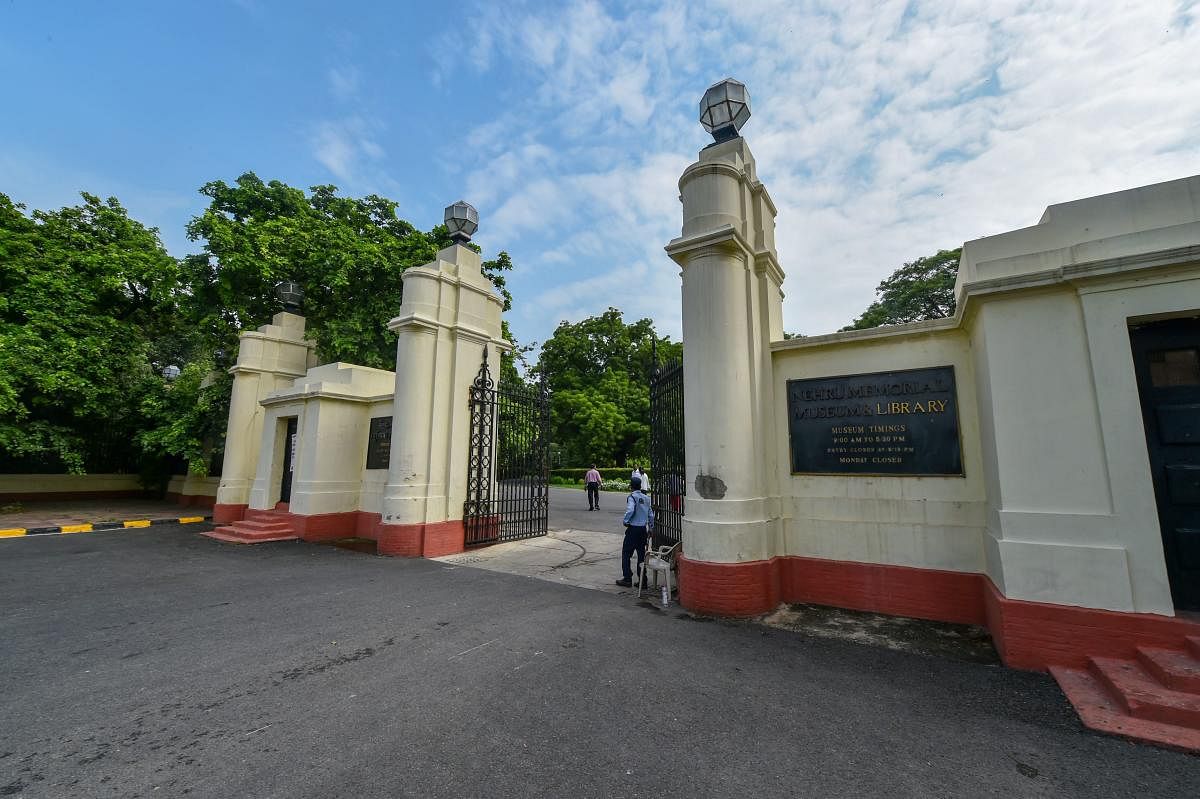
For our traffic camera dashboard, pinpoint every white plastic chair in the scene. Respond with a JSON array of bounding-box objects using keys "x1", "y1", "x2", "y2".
[{"x1": 638, "y1": 541, "x2": 680, "y2": 605}]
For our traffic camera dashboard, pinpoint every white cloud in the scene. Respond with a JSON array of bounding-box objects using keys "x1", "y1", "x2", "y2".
[
  {"x1": 435, "y1": 0, "x2": 1200, "y2": 348},
  {"x1": 310, "y1": 117, "x2": 385, "y2": 184},
  {"x1": 327, "y1": 66, "x2": 360, "y2": 101}
]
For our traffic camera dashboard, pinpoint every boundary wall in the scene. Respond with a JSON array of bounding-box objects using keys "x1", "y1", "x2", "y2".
[
  {"x1": 0, "y1": 474, "x2": 148, "y2": 502},
  {"x1": 670, "y1": 145, "x2": 1200, "y2": 670}
]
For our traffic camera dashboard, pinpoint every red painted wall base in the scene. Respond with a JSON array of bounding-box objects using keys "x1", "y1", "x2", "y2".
[
  {"x1": 677, "y1": 557, "x2": 780, "y2": 617},
  {"x1": 679, "y1": 554, "x2": 1200, "y2": 672},
  {"x1": 213, "y1": 503, "x2": 248, "y2": 524},
  {"x1": 226, "y1": 504, "x2": 468, "y2": 558},
  {"x1": 377, "y1": 519, "x2": 465, "y2": 557}
]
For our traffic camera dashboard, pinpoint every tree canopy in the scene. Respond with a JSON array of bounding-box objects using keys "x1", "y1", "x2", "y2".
[
  {"x1": 183, "y1": 173, "x2": 513, "y2": 370},
  {"x1": 534, "y1": 308, "x2": 681, "y2": 467},
  {"x1": 0, "y1": 192, "x2": 182, "y2": 474},
  {"x1": 0, "y1": 176, "x2": 517, "y2": 479},
  {"x1": 842, "y1": 248, "x2": 961, "y2": 331}
]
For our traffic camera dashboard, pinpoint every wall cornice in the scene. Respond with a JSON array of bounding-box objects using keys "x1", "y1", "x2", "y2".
[{"x1": 771, "y1": 244, "x2": 1200, "y2": 352}]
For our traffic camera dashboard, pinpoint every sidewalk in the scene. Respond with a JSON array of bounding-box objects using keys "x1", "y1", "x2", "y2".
[
  {"x1": 433, "y1": 528, "x2": 646, "y2": 597},
  {"x1": 0, "y1": 498, "x2": 208, "y2": 535}
]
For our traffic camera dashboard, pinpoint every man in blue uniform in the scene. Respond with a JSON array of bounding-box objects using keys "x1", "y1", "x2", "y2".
[{"x1": 615, "y1": 476, "x2": 655, "y2": 587}]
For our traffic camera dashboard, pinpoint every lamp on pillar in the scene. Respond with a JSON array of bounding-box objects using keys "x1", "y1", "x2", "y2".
[
  {"x1": 700, "y1": 78, "x2": 751, "y2": 144},
  {"x1": 274, "y1": 281, "x2": 304, "y2": 314},
  {"x1": 668, "y1": 77, "x2": 785, "y2": 617},
  {"x1": 444, "y1": 200, "x2": 479, "y2": 245}
]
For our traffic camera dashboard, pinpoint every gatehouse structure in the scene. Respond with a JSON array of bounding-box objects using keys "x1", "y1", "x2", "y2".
[
  {"x1": 668, "y1": 80, "x2": 1200, "y2": 749},
  {"x1": 209, "y1": 79, "x2": 1200, "y2": 749},
  {"x1": 208, "y1": 211, "x2": 532, "y2": 558}
]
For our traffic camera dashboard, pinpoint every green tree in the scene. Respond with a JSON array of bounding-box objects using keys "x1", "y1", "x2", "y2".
[
  {"x1": 842, "y1": 248, "x2": 961, "y2": 331},
  {"x1": 172, "y1": 173, "x2": 517, "y2": 474},
  {"x1": 137, "y1": 358, "x2": 232, "y2": 477},
  {"x1": 534, "y1": 308, "x2": 681, "y2": 466},
  {"x1": 181, "y1": 172, "x2": 514, "y2": 370},
  {"x1": 0, "y1": 176, "x2": 520, "y2": 479},
  {"x1": 0, "y1": 192, "x2": 184, "y2": 473}
]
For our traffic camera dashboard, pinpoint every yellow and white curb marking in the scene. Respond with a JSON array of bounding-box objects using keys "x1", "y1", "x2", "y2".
[{"x1": 0, "y1": 516, "x2": 210, "y2": 539}]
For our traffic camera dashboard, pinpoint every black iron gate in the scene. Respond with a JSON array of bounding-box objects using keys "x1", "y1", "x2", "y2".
[
  {"x1": 463, "y1": 349, "x2": 550, "y2": 546},
  {"x1": 649, "y1": 346, "x2": 684, "y2": 548}
]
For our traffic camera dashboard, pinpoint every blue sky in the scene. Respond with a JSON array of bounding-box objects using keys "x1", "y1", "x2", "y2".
[{"x1": 3, "y1": 1, "x2": 1198, "y2": 352}]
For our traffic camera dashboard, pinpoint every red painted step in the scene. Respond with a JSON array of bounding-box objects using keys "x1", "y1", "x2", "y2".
[
  {"x1": 1188, "y1": 637, "x2": 1200, "y2": 659},
  {"x1": 1137, "y1": 646, "x2": 1200, "y2": 693},
  {"x1": 202, "y1": 509, "x2": 298, "y2": 545},
  {"x1": 1088, "y1": 657, "x2": 1200, "y2": 728},
  {"x1": 230, "y1": 519, "x2": 293, "y2": 533},
  {"x1": 204, "y1": 526, "x2": 297, "y2": 544},
  {"x1": 1051, "y1": 665, "x2": 1200, "y2": 753}
]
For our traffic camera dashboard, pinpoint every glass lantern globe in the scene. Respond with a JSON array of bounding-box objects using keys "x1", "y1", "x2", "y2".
[
  {"x1": 700, "y1": 78, "x2": 751, "y2": 143},
  {"x1": 444, "y1": 200, "x2": 479, "y2": 244},
  {"x1": 274, "y1": 280, "x2": 304, "y2": 313}
]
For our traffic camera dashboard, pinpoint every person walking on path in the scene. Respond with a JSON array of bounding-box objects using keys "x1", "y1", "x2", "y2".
[
  {"x1": 584, "y1": 465, "x2": 602, "y2": 511},
  {"x1": 615, "y1": 476, "x2": 655, "y2": 588},
  {"x1": 631, "y1": 465, "x2": 650, "y2": 494}
]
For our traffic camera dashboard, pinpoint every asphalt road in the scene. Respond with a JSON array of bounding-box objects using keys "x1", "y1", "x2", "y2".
[
  {"x1": 2, "y1": 524, "x2": 1198, "y2": 798},
  {"x1": 548, "y1": 485, "x2": 628, "y2": 533}
]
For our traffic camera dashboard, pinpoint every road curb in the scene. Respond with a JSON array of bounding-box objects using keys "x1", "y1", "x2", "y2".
[{"x1": 0, "y1": 516, "x2": 210, "y2": 539}]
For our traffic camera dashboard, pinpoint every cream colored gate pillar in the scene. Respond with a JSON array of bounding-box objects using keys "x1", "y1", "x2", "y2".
[
  {"x1": 377, "y1": 231, "x2": 509, "y2": 557},
  {"x1": 666, "y1": 80, "x2": 786, "y2": 615},
  {"x1": 213, "y1": 312, "x2": 316, "y2": 523}
]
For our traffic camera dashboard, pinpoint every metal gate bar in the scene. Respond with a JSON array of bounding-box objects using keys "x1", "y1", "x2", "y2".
[
  {"x1": 464, "y1": 349, "x2": 550, "y2": 546},
  {"x1": 649, "y1": 345, "x2": 684, "y2": 549}
]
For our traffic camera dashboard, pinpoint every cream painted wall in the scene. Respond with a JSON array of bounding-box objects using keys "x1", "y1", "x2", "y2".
[
  {"x1": 968, "y1": 287, "x2": 1142, "y2": 611},
  {"x1": 967, "y1": 267, "x2": 1200, "y2": 615},
  {"x1": 0, "y1": 474, "x2": 144, "y2": 494},
  {"x1": 956, "y1": 176, "x2": 1200, "y2": 297},
  {"x1": 166, "y1": 475, "x2": 219, "y2": 498},
  {"x1": 1077, "y1": 267, "x2": 1200, "y2": 612},
  {"x1": 382, "y1": 244, "x2": 509, "y2": 528},
  {"x1": 771, "y1": 326, "x2": 988, "y2": 574},
  {"x1": 254, "y1": 364, "x2": 395, "y2": 515},
  {"x1": 219, "y1": 245, "x2": 507, "y2": 531},
  {"x1": 953, "y1": 178, "x2": 1200, "y2": 614},
  {"x1": 249, "y1": 400, "x2": 304, "y2": 510},
  {"x1": 753, "y1": 175, "x2": 1200, "y2": 616},
  {"x1": 217, "y1": 312, "x2": 316, "y2": 509},
  {"x1": 668, "y1": 138, "x2": 785, "y2": 564}
]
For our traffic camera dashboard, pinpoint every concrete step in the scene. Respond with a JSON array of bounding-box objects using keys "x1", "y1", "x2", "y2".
[
  {"x1": 1089, "y1": 657, "x2": 1200, "y2": 728},
  {"x1": 203, "y1": 525, "x2": 298, "y2": 545},
  {"x1": 1051, "y1": 665, "x2": 1200, "y2": 753},
  {"x1": 1188, "y1": 636, "x2": 1200, "y2": 659},
  {"x1": 1137, "y1": 646, "x2": 1200, "y2": 693},
  {"x1": 245, "y1": 509, "x2": 287, "y2": 522},
  {"x1": 232, "y1": 519, "x2": 293, "y2": 533}
]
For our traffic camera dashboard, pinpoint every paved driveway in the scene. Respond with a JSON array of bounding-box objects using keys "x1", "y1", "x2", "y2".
[
  {"x1": 1, "y1": 524, "x2": 1197, "y2": 798},
  {"x1": 436, "y1": 487, "x2": 645, "y2": 596},
  {"x1": 548, "y1": 485, "x2": 629, "y2": 533}
]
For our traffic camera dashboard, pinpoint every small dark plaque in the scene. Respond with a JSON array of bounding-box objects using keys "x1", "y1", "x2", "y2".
[
  {"x1": 787, "y1": 366, "x2": 963, "y2": 476},
  {"x1": 365, "y1": 416, "x2": 392, "y2": 470}
]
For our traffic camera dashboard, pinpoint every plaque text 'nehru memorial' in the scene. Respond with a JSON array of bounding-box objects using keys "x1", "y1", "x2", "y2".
[{"x1": 786, "y1": 366, "x2": 963, "y2": 475}]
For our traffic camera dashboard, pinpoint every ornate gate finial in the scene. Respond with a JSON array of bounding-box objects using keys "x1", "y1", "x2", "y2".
[{"x1": 473, "y1": 346, "x2": 494, "y2": 390}]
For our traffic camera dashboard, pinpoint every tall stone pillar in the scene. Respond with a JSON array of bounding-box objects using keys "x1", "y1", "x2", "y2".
[
  {"x1": 377, "y1": 237, "x2": 509, "y2": 557},
  {"x1": 213, "y1": 312, "x2": 316, "y2": 523},
  {"x1": 666, "y1": 80, "x2": 786, "y2": 615}
]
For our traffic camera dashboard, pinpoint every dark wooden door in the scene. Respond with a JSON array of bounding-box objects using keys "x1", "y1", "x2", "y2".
[
  {"x1": 280, "y1": 417, "x2": 298, "y2": 504},
  {"x1": 1131, "y1": 317, "x2": 1200, "y2": 611}
]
